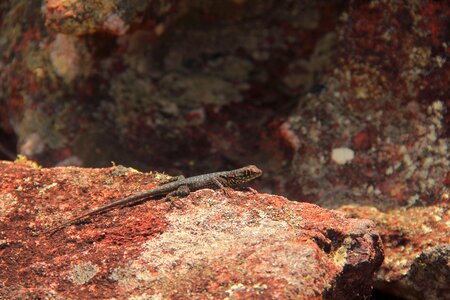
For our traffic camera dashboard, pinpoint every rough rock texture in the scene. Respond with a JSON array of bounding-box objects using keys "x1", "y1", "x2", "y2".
[
  {"x1": 283, "y1": 1, "x2": 449, "y2": 209},
  {"x1": 339, "y1": 205, "x2": 449, "y2": 300},
  {"x1": 0, "y1": 161, "x2": 383, "y2": 299},
  {"x1": 44, "y1": 0, "x2": 152, "y2": 35},
  {"x1": 0, "y1": 1, "x2": 448, "y2": 298},
  {"x1": 0, "y1": 0, "x2": 342, "y2": 172},
  {"x1": 1, "y1": 1, "x2": 447, "y2": 209}
]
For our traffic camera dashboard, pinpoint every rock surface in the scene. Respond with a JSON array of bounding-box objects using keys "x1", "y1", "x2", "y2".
[
  {"x1": 1, "y1": 1, "x2": 447, "y2": 210},
  {"x1": 339, "y1": 205, "x2": 449, "y2": 300},
  {"x1": 0, "y1": 1, "x2": 447, "y2": 298},
  {"x1": 0, "y1": 161, "x2": 383, "y2": 299}
]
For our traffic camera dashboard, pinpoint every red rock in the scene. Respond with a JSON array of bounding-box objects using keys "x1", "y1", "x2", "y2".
[
  {"x1": 339, "y1": 205, "x2": 449, "y2": 300},
  {"x1": 352, "y1": 128, "x2": 372, "y2": 151},
  {"x1": 279, "y1": 121, "x2": 302, "y2": 151},
  {"x1": 0, "y1": 161, "x2": 383, "y2": 299}
]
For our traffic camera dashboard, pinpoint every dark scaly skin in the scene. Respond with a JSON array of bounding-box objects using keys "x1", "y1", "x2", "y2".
[{"x1": 48, "y1": 165, "x2": 262, "y2": 235}]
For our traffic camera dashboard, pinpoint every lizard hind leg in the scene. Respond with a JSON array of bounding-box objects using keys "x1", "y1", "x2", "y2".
[
  {"x1": 159, "y1": 175, "x2": 186, "y2": 184},
  {"x1": 164, "y1": 185, "x2": 190, "y2": 209}
]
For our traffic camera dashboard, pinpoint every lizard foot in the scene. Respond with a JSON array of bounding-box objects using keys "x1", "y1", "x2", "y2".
[
  {"x1": 165, "y1": 195, "x2": 184, "y2": 210},
  {"x1": 246, "y1": 187, "x2": 258, "y2": 194},
  {"x1": 221, "y1": 187, "x2": 234, "y2": 198}
]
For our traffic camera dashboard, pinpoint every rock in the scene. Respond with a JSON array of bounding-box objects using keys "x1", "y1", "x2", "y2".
[
  {"x1": 339, "y1": 205, "x2": 449, "y2": 300},
  {"x1": 0, "y1": 1, "x2": 447, "y2": 208},
  {"x1": 331, "y1": 147, "x2": 355, "y2": 165},
  {"x1": 0, "y1": 161, "x2": 383, "y2": 299}
]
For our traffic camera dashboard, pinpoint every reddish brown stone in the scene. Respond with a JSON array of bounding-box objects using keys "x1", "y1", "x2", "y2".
[
  {"x1": 352, "y1": 128, "x2": 373, "y2": 151},
  {"x1": 339, "y1": 205, "x2": 449, "y2": 300},
  {"x1": 0, "y1": 1, "x2": 448, "y2": 296},
  {"x1": 0, "y1": 161, "x2": 383, "y2": 299}
]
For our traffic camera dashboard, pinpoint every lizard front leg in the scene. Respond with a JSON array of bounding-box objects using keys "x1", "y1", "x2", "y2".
[{"x1": 212, "y1": 177, "x2": 233, "y2": 197}]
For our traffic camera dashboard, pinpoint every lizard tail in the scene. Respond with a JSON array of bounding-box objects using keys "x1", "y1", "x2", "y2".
[{"x1": 47, "y1": 193, "x2": 151, "y2": 236}]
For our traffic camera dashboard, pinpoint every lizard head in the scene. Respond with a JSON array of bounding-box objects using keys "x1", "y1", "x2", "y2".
[{"x1": 224, "y1": 165, "x2": 262, "y2": 186}]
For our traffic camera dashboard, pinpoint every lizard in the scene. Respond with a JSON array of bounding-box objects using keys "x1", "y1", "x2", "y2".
[{"x1": 48, "y1": 165, "x2": 262, "y2": 236}]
